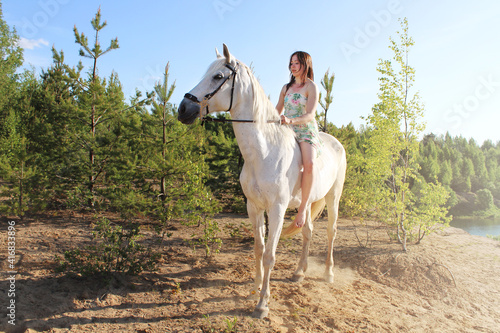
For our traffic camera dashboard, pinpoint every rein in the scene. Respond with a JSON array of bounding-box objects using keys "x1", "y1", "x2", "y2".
[
  {"x1": 202, "y1": 116, "x2": 280, "y2": 124},
  {"x1": 184, "y1": 62, "x2": 281, "y2": 125}
]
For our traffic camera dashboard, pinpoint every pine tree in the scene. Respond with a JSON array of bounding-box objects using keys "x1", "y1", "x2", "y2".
[
  {"x1": 0, "y1": 4, "x2": 30, "y2": 216},
  {"x1": 153, "y1": 63, "x2": 176, "y2": 202},
  {"x1": 0, "y1": 3, "x2": 23, "y2": 138},
  {"x1": 73, "y1": 7, "x2": 120, "y2": 207},
  {"x1": 26, "y1": 49, "x2": 83, "y2": 209},
  {"x1": 318, "y1": 70, "x2": 335, "y2": 132},
  {"x1": 132, "y1": 63, "x2": 220, "y2": 241},
  {"x1": 0, "y1": 108, "x2": 33, "y2": 216}
]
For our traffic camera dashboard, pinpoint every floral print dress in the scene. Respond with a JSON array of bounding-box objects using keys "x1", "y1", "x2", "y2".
[{"x1": 284, "y1": 92, "x2": 323, "y2": 154}]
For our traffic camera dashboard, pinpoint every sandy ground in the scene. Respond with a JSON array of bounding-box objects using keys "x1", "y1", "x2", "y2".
[{"x1": 1, "y1": 212, "x2": 499, "y2": 332}]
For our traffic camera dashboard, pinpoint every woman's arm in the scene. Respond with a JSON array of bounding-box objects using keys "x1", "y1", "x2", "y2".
[{"x1": 275, "y1": 84, "x2": 287, "y2": 115}]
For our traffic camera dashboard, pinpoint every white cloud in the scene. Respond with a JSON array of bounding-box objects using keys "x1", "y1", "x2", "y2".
[{"x1": 18, "y1": 37, "x2": 49, "y2": 50}]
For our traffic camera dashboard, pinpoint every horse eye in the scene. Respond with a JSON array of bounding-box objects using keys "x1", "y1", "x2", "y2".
[{"x1": 213, "y1": 73, "x2": 224, "y2": 80}]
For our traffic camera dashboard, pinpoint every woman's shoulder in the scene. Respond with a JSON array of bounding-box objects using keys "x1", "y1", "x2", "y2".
[
  {"x1": 305, "y1": 79, "x2": 318, "y2": 97},
  {"x1": 305, "y1": 78, "x2": 318, "y2": 89},
  {"x1": 280, "y1": 83, "x2": 288, "y2": 95}
]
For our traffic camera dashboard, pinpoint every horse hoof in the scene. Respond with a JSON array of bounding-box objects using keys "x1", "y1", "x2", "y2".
[
  {"x1": 325, "y1": 275, "x2": 334, "y2": 283},
  {"x1": 291, "y1": 274, "x2": 305, "y2": 282},
  {"x1": 252, "y1": 307, "x2": 269, "y2": 319}
]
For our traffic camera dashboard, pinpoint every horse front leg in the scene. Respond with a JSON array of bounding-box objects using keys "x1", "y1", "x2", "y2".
[
  {"x1": 292, "y1": 205, "x2": 312, "y2": 282},
  {"x1": 248, "y1": 200, "x2": 265, "y2": 298},
  {"x1": 252, "y1": 203, "x2": 286, "y2": 319}
]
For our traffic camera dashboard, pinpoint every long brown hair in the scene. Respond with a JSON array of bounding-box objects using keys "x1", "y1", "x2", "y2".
[{"x1": 286, "y1": 51, "x2": 314, "y2": 93}]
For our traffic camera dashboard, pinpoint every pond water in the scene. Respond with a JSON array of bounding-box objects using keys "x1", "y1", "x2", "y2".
[{"x1": 450, "y1": 217, "x2": 500, "y2": 237}]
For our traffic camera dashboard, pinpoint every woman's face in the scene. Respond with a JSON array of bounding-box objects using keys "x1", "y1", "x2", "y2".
[{"x1": 290, "y1": 55, "x2": 303, "y2": 78}]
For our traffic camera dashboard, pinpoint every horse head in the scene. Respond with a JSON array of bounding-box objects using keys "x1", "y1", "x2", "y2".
[{"x1": 178, "y1": 44, "x2": 240, "y2": 124}]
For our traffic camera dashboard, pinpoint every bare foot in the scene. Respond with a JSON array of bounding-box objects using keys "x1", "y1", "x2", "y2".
[{"x1": 295, "y1": 209, "x2": 307, "y2": 228}]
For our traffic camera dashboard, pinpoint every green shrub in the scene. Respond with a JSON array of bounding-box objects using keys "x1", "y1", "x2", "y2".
[
  {"x1": 476, "y1": 188, "x2": 494, "y2": 211},
  {"x1": 56, "y1": 217, "x2": 160, "y2": 277},
  {"x1": 190, "y1": 217, "x2": 222, "y2": 258}
]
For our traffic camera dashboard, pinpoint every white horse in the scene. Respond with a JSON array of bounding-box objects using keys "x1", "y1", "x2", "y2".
[{"x1": 178, "y1": 44, "x2": 346, "y2": 319}]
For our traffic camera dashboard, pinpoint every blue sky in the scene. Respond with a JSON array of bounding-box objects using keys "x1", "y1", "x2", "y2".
[{"x1": 3, "y1": 0, "x2": 500, "y2": 144}]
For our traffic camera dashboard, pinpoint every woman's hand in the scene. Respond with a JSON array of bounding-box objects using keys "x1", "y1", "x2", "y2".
[{"x1": 280, "y1": 114, "x2": 292, "y2": 125}]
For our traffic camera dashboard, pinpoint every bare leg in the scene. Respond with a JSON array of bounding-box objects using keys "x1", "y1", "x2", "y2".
[{"x1": 295, "y1": 142, "x2": 315, "y2": 228}]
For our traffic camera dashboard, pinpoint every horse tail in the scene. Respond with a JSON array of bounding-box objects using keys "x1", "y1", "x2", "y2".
[{"x1": 281, "y1": 198, "x2": 326, "y2": 239}]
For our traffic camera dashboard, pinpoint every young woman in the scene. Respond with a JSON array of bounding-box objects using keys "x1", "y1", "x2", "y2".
[{"x1": 276, "y1": 51, "x2": 322, "y2": 228}]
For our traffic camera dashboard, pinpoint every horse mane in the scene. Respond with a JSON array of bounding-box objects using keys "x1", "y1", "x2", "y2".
[
  {"x1": 202, "y1": 58, "x2": 296, "y2": 148},
  {"x1": 240, "y1": 62, "x2": 296, "y2": 148}
]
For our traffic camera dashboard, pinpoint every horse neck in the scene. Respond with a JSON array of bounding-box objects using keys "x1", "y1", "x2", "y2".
[
  {"x1": 231, "y1": 103, "x2": 274, "y2": 161},
  {"x1": 230, "y1": 66, "x2": 295, "y2": 161},
  {"x1": 231, "y1": 97, "x2": 291, "y2": 162}
]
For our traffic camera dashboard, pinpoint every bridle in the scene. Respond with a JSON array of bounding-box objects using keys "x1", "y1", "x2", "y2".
[
  {"x1": 183, "y1": 62, "x2": 280, "y2": 124},
  {"x1": 184, "y1": 62, "x2": 239, "y2": 121}
]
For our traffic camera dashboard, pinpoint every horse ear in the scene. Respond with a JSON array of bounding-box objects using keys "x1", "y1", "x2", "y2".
[
  {"x1": 215, "y1": 47, "x2": 223, "y2": 59},
  {"x1": 223, "y1": 43, "x2": 233, "y2": 64}
]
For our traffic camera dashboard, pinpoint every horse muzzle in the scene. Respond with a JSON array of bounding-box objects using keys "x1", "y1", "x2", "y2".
[{"x1": 177, "y1": 97, "x2": 201, "y2": 124}]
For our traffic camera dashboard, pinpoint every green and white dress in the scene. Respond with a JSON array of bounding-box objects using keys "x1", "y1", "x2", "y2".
[{"x1": 284, "y1": 92, "x2": 323, "y2": 153}]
